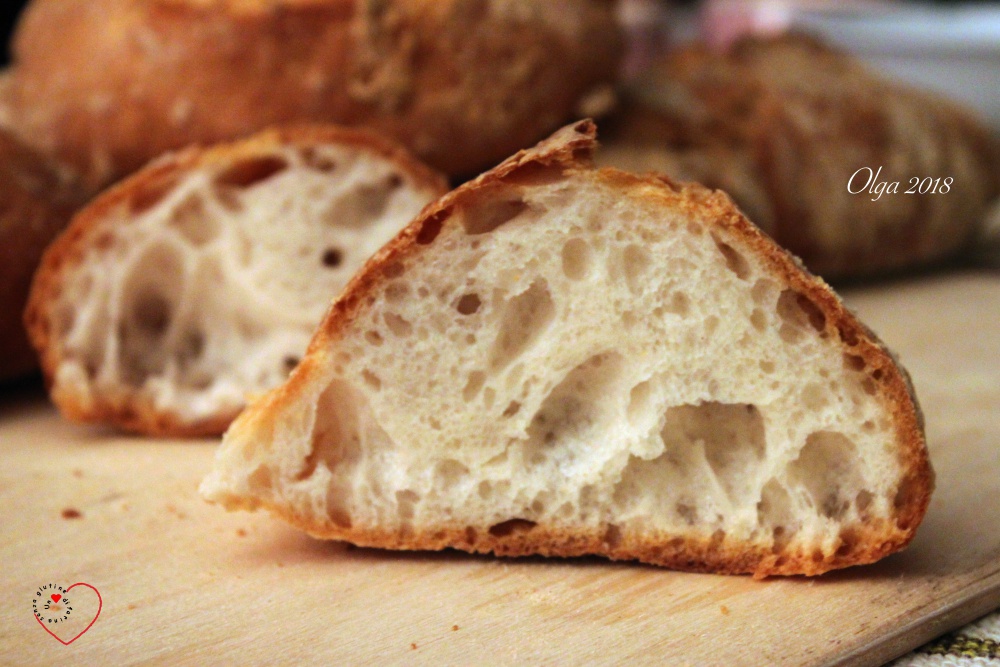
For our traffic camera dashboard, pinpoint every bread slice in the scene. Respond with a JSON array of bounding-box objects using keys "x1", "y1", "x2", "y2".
[
  {"x1": 25, "y1": 125, "x2": 447, "y2": 436},
  {"x1": 200, "y1": 121, "x2": 932, "y2": 577}
]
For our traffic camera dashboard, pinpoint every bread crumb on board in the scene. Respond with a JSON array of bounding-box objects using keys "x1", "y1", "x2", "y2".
[{"x1": 61, "y1": 508, "x2": 82, "y2": 519}]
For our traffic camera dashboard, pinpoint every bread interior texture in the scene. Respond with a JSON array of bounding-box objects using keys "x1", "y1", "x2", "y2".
[
  {"x1": 205, "y1": 167, "x2": 910, "y2": 570},
  {"x1": 49, "y1": 143, "x2": 434, "y2": 426}
]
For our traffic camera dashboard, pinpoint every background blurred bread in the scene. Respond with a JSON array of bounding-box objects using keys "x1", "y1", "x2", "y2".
[
  {"x1": 4, "y1": 0, "x2": 622, "y2": 191},
  {"x1": 599, "y1": 34, "x2": 1000, "y2": 280},
  {"x1": 1, "y1": 77, "x2": 85, "y2": 382},
  {"x1": 25, "y1": 125, "x2": 446, "y2": 435}
]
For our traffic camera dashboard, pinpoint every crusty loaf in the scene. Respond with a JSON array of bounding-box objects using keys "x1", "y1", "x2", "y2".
[
  {"x1": 0, "y1": 116, "x2": 85, "y2": 382},
  {"x1": 201, "y1": 121, "x2": 932, "y2": 577},
  {"x1": 600, "y1": 34, "x2": 1000, "y2": 280},
  {"x1": 25, "y1": 125, "x2": 447, "y2": 436},
  {"x1": 6, "y1": 0, "x2": 622, "y2": 189}
]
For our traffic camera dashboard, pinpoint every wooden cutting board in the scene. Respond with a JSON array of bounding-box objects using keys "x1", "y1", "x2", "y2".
[{"x1": 2, "y1": 272, "x2": 999, "y2": 666}]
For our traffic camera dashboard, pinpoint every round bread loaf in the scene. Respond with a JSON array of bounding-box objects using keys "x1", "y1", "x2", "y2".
[
  {"x1": 0, "y1": 126, "x2": 83, "y2": 382},
  {"x1": 6, "y1": 0, "x2": 622, "y2": 190},
  {"x1": 599, "y1": 34, "x2": 1000, "y2": 280}
]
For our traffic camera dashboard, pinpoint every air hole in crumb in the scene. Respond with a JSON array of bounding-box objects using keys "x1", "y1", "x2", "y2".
[
  {"x1": 759, "y1": 360, "x2": 775, "y2": 373},
  {"x1": 751, "y1": 309, "x2": 767, "y2": 332},
  {"x1": 462, "y1": 194, "x2": 529, "y2": 235},
  {"x1": 384, "y1": 312, "x2": 412, "y2": 337},
  {"x1": 456, "y1": 293, "x2": 482, "y2": 315},
  {"x1": 893, "y1": 475, "x2": 921, "y2": 514},
  {"x1": 386, "y1": 174, "x2": 403, "y2": 189},
  {"x1": 416, "y1": 208, "x2": 450, "y2": 244},
  {"x1": 168, "y1": 194, "x2": 219, "y2": 245},
  {"x1": 488, "y1": 279, "x2": 555, "y2": 371},
  {"x1": 665, "y1": 292, "x2": 690, "y2": 317},
  {"x1": 283, "y1": 356, "x2": 300, "y2": 372},
  {"x1": 788, "y1": 431, "x2": 861, "y2": 520},
  {"x1": 627, "y1": 380, "x2": 654, "y2": 424},
  {"x1": 676, "y1": 503, "x2": 697, "y2": 525},
  {"x1": 713, "y1": 235, "x2": 752, "y2": 280},
  {"x1": 838, "y1": 323, "x2": 859, "y2": 346},
  {"x1": 777, "y1": 289, "x2": 825, "y2": 342},
  {"x1": 396, "y1": 490, "x2": 419, "y2": 520},
  {"x1": 322, "y1": 248, "x2": 343, "y2": 268},
  {"x1": 301, "y1": 147, "x2": 336, "y2": 172},
  {"x1": 856, "y1": 490, "x2": 873, "y2": 513},
  {"x1": 216, "y1": 155, "x2": 289, "y2": 188},
  {"x1": 130, "y1": 171, "x2": 180, "y2": 214},
  {"x1": 501, "y1": 401, "x2": 520, "y2": 418},
  {"x1": 488, "y1": 519, "x2": 536, "y2": 537},
  {"x1": 623, "y1": 244, "x2": 652, "y2": 294},
  {"x1": 365, "y1": 330, "x2": 383, "y2": 346},
  {"x1": 180, "y1": 330, "x2": 205, "y2": 362},
  {"x1": 362, "y1": 369, "x2": 382, "y2": 390},
  {"x1": 561, "y1": 238, "x2": 593, "y2": 280},
  {"x1": 752, "y1": 279, "x2": 778, "y2": 306},
  {"x1": 797, "y1": 294, "x2": 826, "y2": 333},
  {"x1": 463, "y1": 371, "x2": 486, "y2": 402},
  {"x1": 603, "y1": 524, "x2": 623, "y2": 548},
  {"x1": 871, "y1": 368, "x2": 884, "y2": 381},
  {"x1": 844, "y1": 354, "x2": 865, "y2": 371},
  {"x1": 134, "y1": 292, "x2": 172, "y2": 336},
  {"x1": 385, "y1": 282, "x2": 409, "y2": 303}
]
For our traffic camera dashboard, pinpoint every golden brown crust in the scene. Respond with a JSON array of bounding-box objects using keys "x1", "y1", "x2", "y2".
[
  {"x1": 224, "y1": 120, "x2": 933, "y2": 576},
  {"x1": 24, "y1": 124, "x2": 449, "y2": 436},
  {"x1": 601, "y1": 34, "x2": 1000, "y2": 279},
  {"x1": 7, "y1": 0, "x2": 622, "y2": 188},
  {"x1": 0, "y1": 126, "x2": 83, "y2": 382}
]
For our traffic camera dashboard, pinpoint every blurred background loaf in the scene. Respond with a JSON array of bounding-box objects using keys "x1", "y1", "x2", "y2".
[
  {"x1": 1, "y1": 0, "x2": 623, "y2": 191},
  {"x1": 599, "y1": 32, "x2": 1000, "y2": 280},
  {"x1": 0, "y1": 85, "x2": 86, "y2": 382}
]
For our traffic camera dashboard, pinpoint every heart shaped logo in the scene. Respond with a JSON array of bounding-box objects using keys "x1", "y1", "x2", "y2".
[{"x1": 32, "y1": 583, "x2": 102, "y2": 645}]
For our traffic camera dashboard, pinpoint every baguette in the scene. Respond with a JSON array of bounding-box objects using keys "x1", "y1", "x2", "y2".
[
  {"x1": 25, "y1": 125, "x2": 447, "y2": 435},
  {"x1": 7, "y1": 0, "x2": 622, "y2": 189},
  {"x1": 201, "y1": 121, "x2": 932, "y2": 577}
]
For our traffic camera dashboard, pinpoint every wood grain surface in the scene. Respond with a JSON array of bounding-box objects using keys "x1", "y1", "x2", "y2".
[{"x1": 1, "y1": 272, "x2": 998, "y2": 666}]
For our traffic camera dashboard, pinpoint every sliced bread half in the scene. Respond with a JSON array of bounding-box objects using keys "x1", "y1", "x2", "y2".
[
  {"x1": 25, "y1": 125, "x2": 447, "y2": 436},
  {"x1": 200, "y1": 121, "x2": 932, "y2": 577}
]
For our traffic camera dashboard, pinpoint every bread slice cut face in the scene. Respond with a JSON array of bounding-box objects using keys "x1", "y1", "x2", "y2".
[
  {"x1": 201, "y1": 121, "x2": 932, "y2": 577},
  {"x1": 25, "y1": 126, "x2": 447, "y2": 436}
]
